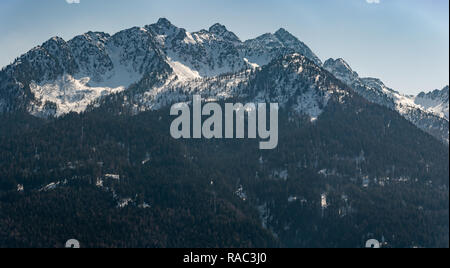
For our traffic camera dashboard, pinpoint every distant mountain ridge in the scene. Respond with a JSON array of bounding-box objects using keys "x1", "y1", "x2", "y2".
[
  {"x1": 324, "y1": 58, "x2": 449, "y2": 143},
  {"x1": 415, "y1": 86, "x2": 449, "y2": 119}
]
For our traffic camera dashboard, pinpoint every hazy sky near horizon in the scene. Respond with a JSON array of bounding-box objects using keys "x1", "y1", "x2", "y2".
[{"x1": 0, "y1": 0, "x2": 448, "y2": 94}]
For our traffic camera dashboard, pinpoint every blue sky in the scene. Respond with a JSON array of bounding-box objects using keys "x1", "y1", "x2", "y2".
[{"x1": 0, "y1": 0, "x2": 448, "y2": 94}]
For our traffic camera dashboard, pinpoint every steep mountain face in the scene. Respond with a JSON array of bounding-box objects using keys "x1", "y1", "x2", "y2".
[
  {"x1": 243, "y1": 28, "x2": 322, "y2": 67},
  {"x1": 0, "y1": 26, "x2": 169, "y2": 117},
  {"x1": 324, "y1": 58, "x2": 449, "y2": 143},
  {"x1": 209, "y1": 23, "x2": 241, "y2": 43},
  {"x1": 0, "y1": 36, "x2": 80, "y2": 114},
  {"x1": 245, "y1": 54, "x2": 346, "y2": 120}
]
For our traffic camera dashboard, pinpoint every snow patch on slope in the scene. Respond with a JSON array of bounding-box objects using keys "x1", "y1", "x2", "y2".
[
  {"x1": 29, "y1": 74, "x2": 127, "y2": 116},
  {"x1": 293, "y1": 88, "x2": 331, "y2": 122},
  {"x1": 167, "y1": 58, "x2": 202, "y2": 81}
]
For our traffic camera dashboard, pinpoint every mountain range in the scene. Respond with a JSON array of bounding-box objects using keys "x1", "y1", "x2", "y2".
[{"x1": 1, "y1": 18, "x2": 447, "y2": 143}]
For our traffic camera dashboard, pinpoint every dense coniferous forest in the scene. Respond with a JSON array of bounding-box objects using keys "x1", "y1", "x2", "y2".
[{"x1": 0, "y1": 91, "x2": 448, "y2": 248}]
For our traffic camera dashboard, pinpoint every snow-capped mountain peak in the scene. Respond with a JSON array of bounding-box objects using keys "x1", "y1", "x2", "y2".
[
  {"x1": 323, "y1": 58, "x2": 358, "y2": 85},
  {"x1": 208, "y1": 23, "x2": 241, "y2": 43},
  {"x1": 153, "y1": 18, "x2": 179, "y2": 33},
  {"x1": 274, "y1": 28, "x2": 322, "y2": 66},
  {"x1": 243, "y1": 28, "x2": 322, "y2": 67}
]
